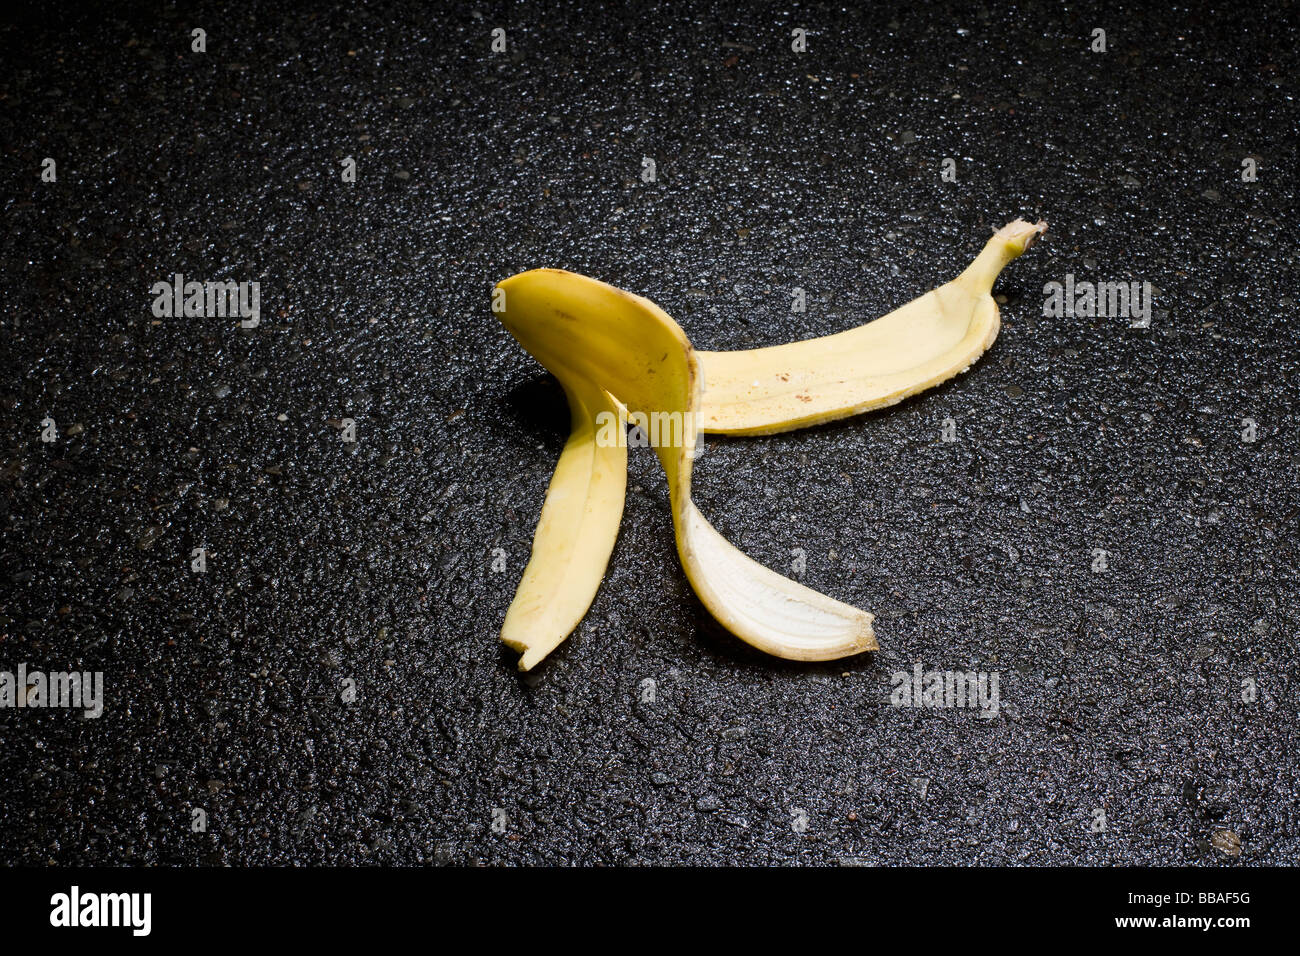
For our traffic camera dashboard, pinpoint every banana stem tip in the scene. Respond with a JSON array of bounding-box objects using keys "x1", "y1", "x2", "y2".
[{"x1": 995, "y1": 218, "x2": 1048, "y2": 252}]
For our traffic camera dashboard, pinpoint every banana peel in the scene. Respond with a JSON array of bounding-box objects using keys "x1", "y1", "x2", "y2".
[
  {"x1": 500, "y1": 367, "x2": 627, "y2": 670},
  {"x1": 495, "y1": 271, "x2": 877, "y2": 670},
  {"x1": 494, "y1": 218, "x2": 1046, "y2": 670},
  {"x1": 699, "y1": 219, "x2": 1047, "y2": 434}
]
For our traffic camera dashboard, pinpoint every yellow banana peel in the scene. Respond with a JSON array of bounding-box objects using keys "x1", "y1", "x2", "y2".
[
  {"x1": 699, "y1": 219, "x2": 1047, "y2": 434},
  {"x1": 493, "y1": 218, "x2": 1046, "y2": 670}
]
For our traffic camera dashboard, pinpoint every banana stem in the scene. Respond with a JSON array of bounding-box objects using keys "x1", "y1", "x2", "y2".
[{"x1": 956, "y1": 219, "x2": 1048, "y2": 294}]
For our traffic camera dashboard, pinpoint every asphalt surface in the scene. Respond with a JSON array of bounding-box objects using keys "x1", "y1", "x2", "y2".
[{"x1": 1, "y1": 1, "x2": 1297, "y2": 866}]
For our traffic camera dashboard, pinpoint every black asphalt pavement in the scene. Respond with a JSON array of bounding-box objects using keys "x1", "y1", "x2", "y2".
[{"x1": 1, "y1": 0, "x2": 1297, "y2": 864}]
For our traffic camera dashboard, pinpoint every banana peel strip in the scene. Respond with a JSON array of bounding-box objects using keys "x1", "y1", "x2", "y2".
[{"x1": 699, "y1": 219, "x2": 1048, "y2": 434}]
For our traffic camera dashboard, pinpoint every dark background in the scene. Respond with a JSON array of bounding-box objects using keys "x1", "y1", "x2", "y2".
[{"x1": 1, "y1": 0, "x2": 1296, "y2": 865}]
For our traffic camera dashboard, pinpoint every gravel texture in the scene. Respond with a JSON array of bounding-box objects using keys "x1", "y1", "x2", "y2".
[{"x1": 1, "y1": 0, "x2": 1297, "y2": 865}]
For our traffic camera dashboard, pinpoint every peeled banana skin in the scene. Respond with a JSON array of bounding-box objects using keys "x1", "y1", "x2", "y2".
[
  {"x1": 499, "y1": 366, "x2": 626, "y2": 671},
  {"x1": 493, "y1": 219, "x2": 1046, "y2": 670},
  {"x1": 697, "y1": 219, "x2": 1047, "y2": 434}
]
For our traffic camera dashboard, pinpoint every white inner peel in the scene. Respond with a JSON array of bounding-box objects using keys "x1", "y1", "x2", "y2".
[{"x1": 677, "y1": 501, "x2": 876, "y2": 659}]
